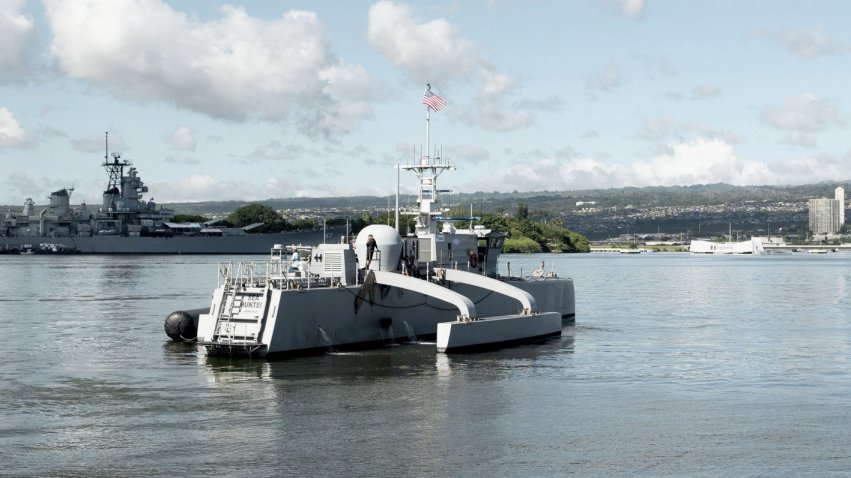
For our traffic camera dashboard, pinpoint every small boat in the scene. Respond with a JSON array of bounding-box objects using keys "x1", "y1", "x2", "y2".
[{"x1": 165, "y1": 90, "x2": 575, "y2": 357}]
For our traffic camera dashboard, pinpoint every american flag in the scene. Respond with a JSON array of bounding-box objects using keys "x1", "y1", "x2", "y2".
[{"x1": 421, "y1": 84, "x2": 445, "y2": 111}]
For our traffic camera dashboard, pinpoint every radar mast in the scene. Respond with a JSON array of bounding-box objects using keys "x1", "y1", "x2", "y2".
[
  {"x1": 102, "y1": 131, "x2": 131, "y2": 191},
  {"x1": 399, "y1": 84, "x2": 454, "y2": 237}
]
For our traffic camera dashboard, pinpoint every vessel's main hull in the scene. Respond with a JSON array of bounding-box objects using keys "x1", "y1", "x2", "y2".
[
  {"x1": 0, "y1": 229, "x2": 333, "y2": 254},
  {"x1": 197, "y1": 278, "x2": 575, "y2": 357}
]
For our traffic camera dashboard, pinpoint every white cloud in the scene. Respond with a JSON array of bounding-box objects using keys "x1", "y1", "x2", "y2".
[
  {"x1": 475, "y1": 137, "x2": 851, "y2": 193},
  {"x1": 778, "y1": 28, "x2": 848, "y2": 58},
  {"x1": 760, "y1": 93, "x2": 843, "y2": 146},
  {"x1": 479, "y1": 69, "x2": 513, "y2": 97},
  {"x1": 147, "y1": 137, "x2": 851, "y2": 202},
  {"x1": 4, "y1": 171, "x2": 39, "y2": 198},
  {"x1": 489, "y1": 156, "x2": 621, "y2": 192},
  {"x1": 619, "y1": 0, "x2": 645, "y2": 17},
  {"x1": 656, "y1": 58, "x2": 676, "y2": 78},
  {"x1": 679, "y1": 121, "x2": 745, "y2": 145},
  {"x1": 298, "y1": 100, "x2": 374, "y2": 142},
  {"x1": 151, "y1": 175, "x2": 223, "y2": 202},
  {"x1": 453, "y1": 68, "x2": 548, "y2": 131},
  {"x1": 585, "y1": 62, "x2": 622, "y2": 96},
  {"x1": 691, "y1": 83, "x2": 721, "y2": 100},
  {"x1": 638, "y1": 116, "x2": 742, "y2": 145},
  {"x1": 151, "y1": 173, "x2": 317, "y2": 202},
  {"x1": 631, "y1": 138, "x2": 772, "y2": 186},
  {"x1": 367, "y1": 1, "x2": 541, "y2": 132},
  {"x1": 263, "y1": 177, "x2": 291, "y2": 199},
  {"x1": 599, "y1": 0, "x2": 646, "y2": 18},
  {"x1": 247, "y1": 141, "x2": 308, "y2": 161},
  {"x1": 0, "y1": 0, "x2": 36, "y2": 80},
  {"x1": 769, "y1": 152, "x2": 848, "y2": 184},
  {"x1": 43, "y1": 0, "x2": 375, "y2": 139},
  {"x1": 639, "y1": 116, "x2": 674, "y2": 141},
  {"x1": 163, "y1": 155, "x2": 199, "y2": 166},
  {"x1": 367, "y1": 0, "x2": 479, "y2": 81},
  {"x1": 0, "y1": 107, "x2": 31, "y2": 148},
  {"x1": 452, "y1": 144, "x2": 490, "y2": 164},
  {"x1": 166, "y1": 126, "x2": 196, "y2": 151}
]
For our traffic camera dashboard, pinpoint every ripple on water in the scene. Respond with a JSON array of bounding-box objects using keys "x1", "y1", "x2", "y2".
[{"x1": 2, "y1": 253, "x2": 851, "y2": 476}]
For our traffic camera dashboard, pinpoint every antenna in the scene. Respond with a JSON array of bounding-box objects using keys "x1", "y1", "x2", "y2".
[
  {"x1": 400, "y1": 84, "x2": 455, "y2": 237},
  {"x1": 102, "y1": 131, "x2": 130, "y2": 191}
]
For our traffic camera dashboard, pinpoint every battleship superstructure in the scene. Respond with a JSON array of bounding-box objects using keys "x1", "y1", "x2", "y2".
[{"x1": 1, "y1": 134, "x2": 326, "y2": 254}]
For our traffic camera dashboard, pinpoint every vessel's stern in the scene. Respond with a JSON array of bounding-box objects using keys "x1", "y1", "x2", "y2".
[{"x1": 196, "y1": 278, "x2": 275, "y2": 357}]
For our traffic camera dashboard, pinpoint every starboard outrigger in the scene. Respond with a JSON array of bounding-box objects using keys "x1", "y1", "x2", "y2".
[{"x1": 164, "y1": 86, "x2": 575, "y2": 357}]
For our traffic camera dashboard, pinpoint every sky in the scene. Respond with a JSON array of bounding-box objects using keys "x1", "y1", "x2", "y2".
[{"x1": 2, "y1": 0, "x2": 851, "y2": 206}]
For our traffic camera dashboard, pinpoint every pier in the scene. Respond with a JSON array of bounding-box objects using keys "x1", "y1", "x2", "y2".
[{"x1": 761, "y1": 244, "x2": 847, "y2": 252}]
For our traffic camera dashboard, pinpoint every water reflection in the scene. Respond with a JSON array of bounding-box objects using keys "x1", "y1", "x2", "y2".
[
  {"x1": 194, "y1": 344, "x2": 437, "y2": 384},
  {"x1": 189, "y1": 329, "x2": 576, "y2": 386}
]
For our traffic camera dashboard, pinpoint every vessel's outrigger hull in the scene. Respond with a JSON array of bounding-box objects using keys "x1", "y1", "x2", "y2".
[{"x1": 437, "y1": 312, "x2": 562, "y2": 353}]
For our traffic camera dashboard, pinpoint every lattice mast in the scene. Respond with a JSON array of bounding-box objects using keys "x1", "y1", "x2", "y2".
[
  {"x1": 102, "y1": 131, "x2": 131, "y2": 192},
  {"x1": 400, "y1": 84, "x2": 453, "y2": 237}
]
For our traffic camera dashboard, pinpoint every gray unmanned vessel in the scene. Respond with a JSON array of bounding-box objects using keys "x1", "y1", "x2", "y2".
[{"x1": 165, "y1": 95, "x2": 575, "y2": 355}]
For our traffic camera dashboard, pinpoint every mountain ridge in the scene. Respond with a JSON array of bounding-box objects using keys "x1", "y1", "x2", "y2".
[{"x1": 156, "y1": 181, "x2": 851, "y2": 216}]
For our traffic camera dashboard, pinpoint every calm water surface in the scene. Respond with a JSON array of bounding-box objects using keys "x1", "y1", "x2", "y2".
[{"x1": 1, "y1": 252, "x2": 850, "y2": 477}]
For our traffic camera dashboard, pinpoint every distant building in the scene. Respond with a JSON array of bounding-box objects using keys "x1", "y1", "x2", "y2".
[{"x1": 808, "y1": 187, "x2": 845, "y2": 234}]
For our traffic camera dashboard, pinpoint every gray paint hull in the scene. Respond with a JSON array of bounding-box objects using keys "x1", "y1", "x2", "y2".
[{"x1": 198, "y1": 277, "x2": 575, "y2": 357}]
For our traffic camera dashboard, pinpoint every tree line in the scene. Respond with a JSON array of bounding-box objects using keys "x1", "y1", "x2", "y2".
[
  {"x1": 481, "y1": 203, "x2": 589, "y2": 253},
  {"x1": 175, "y1": 202, "x2": 590, "y2": 253}
]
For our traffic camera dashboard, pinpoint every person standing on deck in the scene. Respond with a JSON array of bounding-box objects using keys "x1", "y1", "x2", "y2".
[
  {"x1": 289, "y1": 249, "x2": 301, "y2": 273},
  {"x1": 365, "y1": 234, "x2": 378, "y2": 269}
]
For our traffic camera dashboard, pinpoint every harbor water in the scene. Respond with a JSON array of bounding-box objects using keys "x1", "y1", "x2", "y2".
[{"x1": 2, "y1": 252, "x2": 850, "y2": 476}]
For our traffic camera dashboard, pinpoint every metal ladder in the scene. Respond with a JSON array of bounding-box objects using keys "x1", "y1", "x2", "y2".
[
  {"x1": 211, "y1": 262, "x2": 273, "y2": 352},
  {"x1": 214, "y1": 280, "x2": 241, "y2": 343}
]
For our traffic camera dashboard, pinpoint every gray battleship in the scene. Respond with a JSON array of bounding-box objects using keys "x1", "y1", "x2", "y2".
[{"x1": 0, "y1": 134, "x2": 327, "y2": 254}]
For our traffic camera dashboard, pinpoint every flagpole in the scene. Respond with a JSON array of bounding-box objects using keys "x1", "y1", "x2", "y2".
[
  {"x1": 395, "y1": 162, "x2": 400, "y2": 233},
  {"x1": 425, "y1": 106, "x2": 430, "y2": 164}
]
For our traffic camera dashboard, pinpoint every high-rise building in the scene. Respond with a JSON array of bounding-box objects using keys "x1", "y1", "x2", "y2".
[{"x1": 807, "y1": 187, "x2": 846, "y2": 234}]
